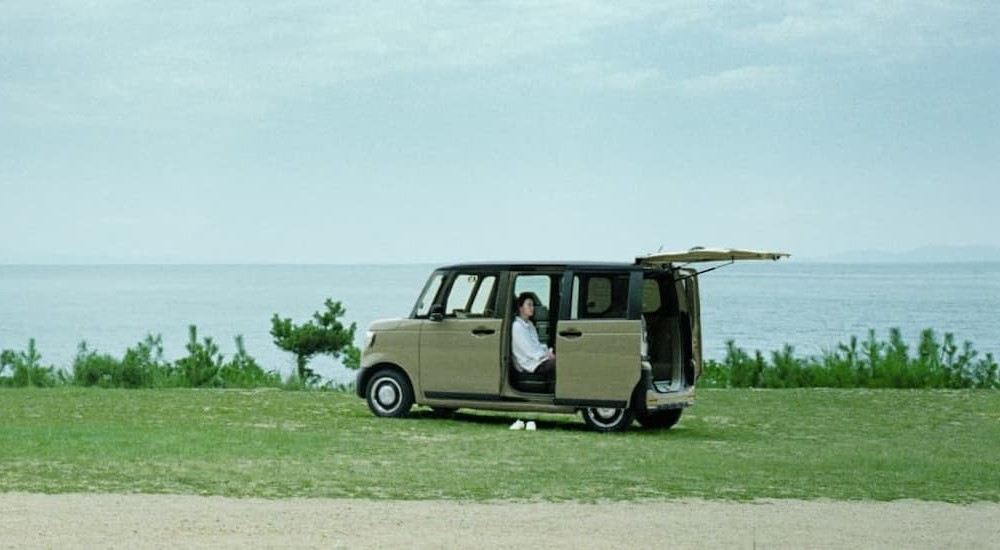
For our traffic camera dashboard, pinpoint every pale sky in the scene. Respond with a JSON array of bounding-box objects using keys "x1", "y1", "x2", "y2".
[{"x1": 2, "y1": 1, "x2": 998, "y2": 264}]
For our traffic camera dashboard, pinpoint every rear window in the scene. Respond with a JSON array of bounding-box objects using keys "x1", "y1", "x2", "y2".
[{"x1": 570, "y1": 272, "x2": 630, "y2": 319}]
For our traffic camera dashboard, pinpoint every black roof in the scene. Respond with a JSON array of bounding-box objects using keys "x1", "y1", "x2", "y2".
[{"x1": 435, "y1": 261, "x2": 649, "y2": 272}]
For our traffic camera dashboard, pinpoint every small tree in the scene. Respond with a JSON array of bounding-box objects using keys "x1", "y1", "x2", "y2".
[
  {"x1": 0, "y1": 339, "x2": 63, "y2": 388},
  {"x1": 176, "y1": 325, "x2": 224, "y2": 388},
  {"x1": 270, "y1": 299, "x2": 358, "y2": 385}
]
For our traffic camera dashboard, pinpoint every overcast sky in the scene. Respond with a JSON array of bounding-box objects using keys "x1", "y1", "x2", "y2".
[{"x1": 2, "y1": 1, "x2": 998, "y2": 264}]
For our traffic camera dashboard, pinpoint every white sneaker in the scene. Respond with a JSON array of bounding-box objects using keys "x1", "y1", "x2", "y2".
[
  {"x1": 509, "y1": 419, "x2": 525, "y2": 430},
  {"x1": 525, "y1": 421, "x2": 537, "y2": 431}
]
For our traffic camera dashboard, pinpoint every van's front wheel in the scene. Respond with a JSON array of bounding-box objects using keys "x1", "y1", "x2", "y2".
[
  {"x1": 365, "y1": 369, "x2": 413, "y2": 418},
  {"x1": 582, "y1": 407, "x2": 634, "y2": 432},
  {"x1": 636, "y1": 408, "x2": 683, "y2": 429}
]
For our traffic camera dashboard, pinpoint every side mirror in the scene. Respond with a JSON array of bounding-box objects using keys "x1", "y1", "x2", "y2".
[{"x1": 429, "y1": 304, "x2": 444, "y2": 322}]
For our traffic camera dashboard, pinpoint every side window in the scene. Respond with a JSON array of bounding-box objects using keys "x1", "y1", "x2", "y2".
[
  {"x1": 513, "y1": 275, "x2": 552, "y2": 314},
  {"x1": 642, "y1": 278, "x2": 661, "y2": 313},
  {"x1": 470, "y1": 275, "x2": 498, "y2": 315},
  {"x1": 587, "y1": 277, "x2": 613, "y2": 314},
  {"x1": 444, "y1": 273, "x2": 498, "y2": 318},
  {"x1": 571, "y1": 273, "x2": 630, "y2": 319},
  {"x1": 414, "y1": 272, "x2": 446, "y2": 318}
]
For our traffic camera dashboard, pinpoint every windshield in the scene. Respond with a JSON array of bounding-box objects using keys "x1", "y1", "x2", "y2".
[{"x1": 412, "y1": 271, "x2": 445, "y2": 318}]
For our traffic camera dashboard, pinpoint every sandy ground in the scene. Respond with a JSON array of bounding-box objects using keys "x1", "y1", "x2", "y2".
[{"x1": 1, "y1": 494, "x2": 998, "y2": 549}]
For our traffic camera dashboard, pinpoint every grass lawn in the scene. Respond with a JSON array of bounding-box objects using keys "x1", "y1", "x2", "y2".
[{"x1": 1, "y1": 388, "x2": 997, "y2": 502}]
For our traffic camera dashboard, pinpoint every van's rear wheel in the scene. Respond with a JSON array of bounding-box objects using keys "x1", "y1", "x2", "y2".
[
  {"x1": 365, "y1": 369, "x2": 413, "y2": 418},
  {"x1": 636, "y1": 408, "x2": 683, "y2": 430},
  {"x1": 582, "y1": 407, "x2": 634, "y2": 432}
]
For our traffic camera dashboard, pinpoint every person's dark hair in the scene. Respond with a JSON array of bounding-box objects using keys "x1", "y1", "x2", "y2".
[{"x1": 516, "y1": 292, "x2": 536, "y2": 309}]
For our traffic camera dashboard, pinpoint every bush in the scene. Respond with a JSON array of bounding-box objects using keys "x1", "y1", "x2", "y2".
[
  {"x1": 698, "y1": 359, "x2": 728, "y2": 388},
  {"x1": 73, "y1": 341, "x2": 123, "y2": 388},
  {"x1": 71, "y1": 331, "x2": 282, "y2": 389},
  {"x1": 176, "y1": 325, "x2": 224, "y2": 388},
  {"x1": 5, "y1": 324, "x2": 996, "y2": 392},
  {"x1": 123, "y1": 334, "x2": 175, "y2": 388},
  {"x1": 764, "y1": 345, "x2": 805, "y2": 388},
  {"x1": 1, "y1": 339, "x2": 63, "y2": 387},
  {"x1": 218, "y1": 335, "x2": 281, "y2": 388},
  {"x1": 73, "y1": 335, "x2": 175, "y2": 388},
  {"x1": 707, "y1": 328, "x2": 999, "y2": 390},
  {"x1": 724, "y1": 341, "x2": 765, "y2": 388}
]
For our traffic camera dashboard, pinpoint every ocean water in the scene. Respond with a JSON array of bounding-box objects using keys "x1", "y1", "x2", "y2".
[
  {"x1": 1, "y1": 262, "x2": 998, "y2": 383},
  {"x1": 699, "y1": 261, "x2": 1000, "y2": 361}
]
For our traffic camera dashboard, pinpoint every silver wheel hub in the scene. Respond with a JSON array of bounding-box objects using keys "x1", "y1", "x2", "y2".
[
  {"x1": 594, "y1": 408, "x2": 618, "y2": 419},
  {"x1": 376, "y1": 382, "x2": 398, "y2": 406}
]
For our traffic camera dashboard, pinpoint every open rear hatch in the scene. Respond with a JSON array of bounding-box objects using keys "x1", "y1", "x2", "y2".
[
  {"x1": 637, "y1": 247, "x2": 790, "y2": 265},
  {"x1": 636, "y1": 247, "x2": 789, "y2": 392}
]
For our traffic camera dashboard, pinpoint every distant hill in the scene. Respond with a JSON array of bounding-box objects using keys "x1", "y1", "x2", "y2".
[{"x1": 809, "y1": 245, "x2": 1000, "y2": 263}]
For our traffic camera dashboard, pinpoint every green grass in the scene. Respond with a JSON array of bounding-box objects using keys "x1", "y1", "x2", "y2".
[{"x1": 1, "y1": 388, "x2": 997, "y2": 502}]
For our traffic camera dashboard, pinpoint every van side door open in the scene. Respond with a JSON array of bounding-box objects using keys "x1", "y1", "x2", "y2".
[{"x1": 553, "y1": 269, "x2": 641, "y2": 406}]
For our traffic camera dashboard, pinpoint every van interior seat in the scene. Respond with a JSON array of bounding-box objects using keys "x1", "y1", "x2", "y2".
[{"x1": 509, "y1": 358, "x2": 554, "y2": 394}]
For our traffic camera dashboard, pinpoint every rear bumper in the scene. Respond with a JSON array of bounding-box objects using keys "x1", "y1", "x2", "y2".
[
  {"x1": 638, "y1": 367, "x2": 696, "y2": 413},
  {"x1": 643, "y1": 385, "x2": 696, "y2": 412}
]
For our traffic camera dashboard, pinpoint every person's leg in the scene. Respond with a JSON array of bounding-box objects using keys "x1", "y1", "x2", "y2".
[{"x1": 535, "y1": 358, "x2": 556, "y2": 375}]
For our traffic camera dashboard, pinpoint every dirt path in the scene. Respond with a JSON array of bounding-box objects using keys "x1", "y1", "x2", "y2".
[{"x1": 2, "y1": 493, "x2": 997, "y2": 549}]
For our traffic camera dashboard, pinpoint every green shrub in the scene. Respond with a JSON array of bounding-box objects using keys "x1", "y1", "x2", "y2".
[
  {"x1": 218, "y1": 335, "x2": 281, "y2": 388},
  {"x1": 73, "y1": 336, "x2": 175, "y2": 388},
  {"x1": 279, "y1": 371, "x2": 310, "y2": 390},
  {"x1": 1, "y1": 339, "x2": 63, "y2": 387},
  {"x1": 5, "y1": 324, "x2": 996, "y2": 392},
  {"x1": 764, "y1": 344, "x2": 804, "y2": 388},
  {"x1": 71, "y1": 332, "x2": 281, "y2": 390},
  {"x1": 122, "y1": 334, "x2": 174, "y2": 388},
  {"x1": 72, "y1": 341, "x2": 123, "y2": 388},
  {"x1": 698, "y1": 359, "x2": 728, "y2": 388},
  {"x1": 136, "y1": 335, "x2": 169, "y2": 386},
  {"x1": 176, "y1": 325, "x2": 224, "y2": 387},
  {"x1": 723, "y1": 341, "x2": 766, "y2": 388},
  {"x1": 819, "y1": 335, "x2": 865, "y2": 387},
  {"x1": 708, "y1": 328, "x2": 999, "y2": 390}
]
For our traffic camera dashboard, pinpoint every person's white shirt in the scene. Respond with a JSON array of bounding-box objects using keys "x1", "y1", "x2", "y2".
[{"x1": 511, "y1": 316, "x2": 548, "y2": 373}]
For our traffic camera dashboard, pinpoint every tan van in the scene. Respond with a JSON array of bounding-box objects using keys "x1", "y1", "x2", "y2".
[{"x1": 356, "y1": 248, "x2": 787, "y2": 431}]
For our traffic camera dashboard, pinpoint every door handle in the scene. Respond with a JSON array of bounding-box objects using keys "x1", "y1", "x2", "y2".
[
  {"x1": 471, "y1": 327, "x2": 496, "y2": 336},
  {"x1": 559, "y1": 329, "x2": 583, "y2": 338}
]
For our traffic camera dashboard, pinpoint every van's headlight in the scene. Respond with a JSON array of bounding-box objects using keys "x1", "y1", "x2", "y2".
[{"x1": 364, "y1": 331, "x2": 376, "y2": 350}]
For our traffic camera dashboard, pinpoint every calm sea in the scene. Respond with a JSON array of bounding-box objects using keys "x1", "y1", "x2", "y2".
[{"x1": 1, "y1": 262, "x2": 998, "y2": 383}]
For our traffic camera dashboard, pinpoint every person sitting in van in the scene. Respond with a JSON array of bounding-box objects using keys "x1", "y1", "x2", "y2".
[{"x1": 512, "y1": 292, "x2": 556, "y2": 374}]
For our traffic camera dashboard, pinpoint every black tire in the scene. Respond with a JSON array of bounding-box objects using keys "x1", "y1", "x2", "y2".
[
  {"x1": 636, "y1": 408, "x2": 683, "y2": 430},
  {"x1": 581, "y1": 407, "x2": 635, "y2": 432},
  {"x1": 365, "y1": 369, "x2": 413, "y2": 418}
]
